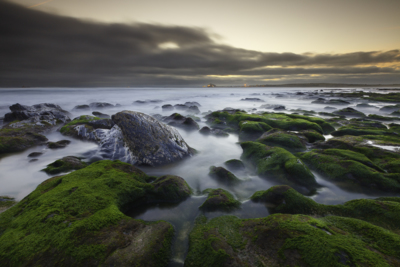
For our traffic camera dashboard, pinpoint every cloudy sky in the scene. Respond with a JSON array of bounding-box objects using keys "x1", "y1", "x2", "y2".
[{"x1": 1, "y1": 0, "x2": 400, "y2": 87}]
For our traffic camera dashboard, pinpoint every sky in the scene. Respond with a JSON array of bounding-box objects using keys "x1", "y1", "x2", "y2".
[{"x1": 1, "y1": 0, "x2": 400, "y2": 87}]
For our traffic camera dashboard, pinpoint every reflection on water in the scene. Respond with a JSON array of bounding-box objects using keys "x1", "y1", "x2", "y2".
[{"x1": 1, "y1": 87, "x2": 400, "y2": 266}]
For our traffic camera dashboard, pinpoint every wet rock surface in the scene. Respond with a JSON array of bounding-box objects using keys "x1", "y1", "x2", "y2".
[
  {"x1": 162, "y1": 113, "x2": 200, "y2": 131},
  {"x1": 42, "y1": 156, "x2": 87, "y2": 174},
  {"x1": 0, "y1": 161, "x2": 188, "y2": 266}
]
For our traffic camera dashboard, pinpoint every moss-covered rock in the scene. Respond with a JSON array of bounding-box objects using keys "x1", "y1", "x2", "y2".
[
  {"x1": 0, "y1": 196, "x2": 16, "y2": 213},
  {"x1": 285, "y1": 114, "x2": 336, "y2": 134},
  {"x1": 333, "y1": 107, "x2": 366, "y2": 117},
  {"x1": 367, "y1": 114, "x2": 397, "y2": 121},
  {"x1": 185, "y1": 213, "x2": 400, "y2": 266},
  {"x1": 47, "y1": 140, "x2": 71, "y2": 149},
  {"x1": 42, "y1": 156, "x2": 88, "y2": 175},
  {"x1": 298, "y1": 148, "x2": 400, "y2": 193},
  {"x1": 257, "y1": 129, "x2": 307, "y2": 151},
  {"x1": 206, "y1": 111, "x2": 329, "y2": 134},
  {"x1": 240, "y1": 142, "x2": 318, "y2": 191},
  {"x1": 224, "y1": 159, "x2": 245, "y2": 171},
  {"x1": 149, "y1": 175, "x2": 192, "y2": 202},
  {"x1": 199, "y1": 189, "x2": 240, "y2": 211},
  {"x1": 251, "y1": 185, "x2": 400, "y2": 233},
  {"x1": 209, "y1": 166, "x2": 241, "y2": 185},
  {"x1": 59, "y1": 115, "x2": 103, "y2": 137},
  {"x1": 238, "y1": 121, "x2": 272, "y2": 141},
  {"x1": 0, "y1": 125, "x2": 48, "y2": 154},
  {"x1": 299, "y1": 130, "x2": 325, "y2": 143},
  {"x1": 0, "y1": 160, "x2": 192, "y2": 266}
]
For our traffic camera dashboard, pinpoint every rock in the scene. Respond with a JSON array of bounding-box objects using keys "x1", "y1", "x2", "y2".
[
  {"x1": 241, "y1": 98, "x2": 264, "y2": 102},
  {"x1": 257, "y1": 129, "x2": 307, "y2": 151},
  {"x1": 162, "y1": 104, "x2": 174, "y2": 111},
  {"x1": 239, "y1": 121, "x2": 272, "y2": 141},
  {"x1": 92, "y1": 111, "x2": 110, "y2": 119},
  {"x1": 0, "y1": 160, "x2": 191, "y2": 266},
  {"x1": 0, "y1": 125, "x2": 48, "y2": 154},
  {"x1": 109, "y1": 111, "x2": 194, "y2": 166},
  {"x1": 241, "y1": 142, "x2": 318, "y2": 192},
  {"x1": 149, "y1": 175, "x2": 192, "y2": 202},
  {"x1": 224, "y1": 159, "x2": 245, "y2": 171},
  {"x1": 333, "y1": 107, "x2": 366, "y2": 117},
  {"x1": 42, "y1": 156, "x2": 87, "y2": 174},
  {"x1": 133, "y1": 100, "x2": 162, "y2": 104},
  {"x1": 187, "y1": 105, "x2": 200, "y2": 114},
  {"x1": 3, "y1": 103, "x2": 71, "y2": 125},
  {"x1": 380, "y1": 104, "x2": 400, "y2": 112},
  {"x1": 185, "y1": 101, "x2": 201, "y2": 107},
  {"x1": 356, "y1": 103, "x2": 376, "y2": 108},
  {"x1": 0, "y1": 196, "x2": 16, "y2": 213},
  {"x1": 199, "y1": 126, "x2": 229, "y2": 137},
  {"x1": 29, "y1": 159, "x2": 38, "y2": 162},
  {"x1": 312, "y1": 99, "x2": 350, "y2": 105},
  {"x1": 209, "y1": 166, "x2": 241, "y2": 185},
  {"x1": 206, "y1": 111, "x2": 329, "y2": 135},
  {"x1": 185, "y1": 213, "x2": 400, "y2": 266},
  {"x1": 299, "y1": 148, "x2": 400, "y2": 193},
  {"x1": 259, "y1": 104, "x2": 285, "y2": 110},
  {"x1": 60, "y1": 116, "x2": 112, "y2": 140},
  {"x1": 47, "y1": 140, "x2": 71, "y2": 149},
  {"x1": 89, "y1": 102, "x2": 114, "y2": 109},
  {"x1": 299, "y1": 130, "x2": 325, "y2": 143},
  {"x1": 251, "y1": 185, "x2": 400, "y2": 231},
  {"x1": 28, "y1": 152, "x2": 43, "y2": 157},
  {"x1": 368, "y1": 114, "x2": 397, "y2": 121},
  {"x1": 324, "y1": 106, "x2": 337, "y2": 110},
  {"x1": 199, "y1": 188, "x2": 240, "y2": 211},
  {"x1": 174, "y1": 104, "x2": 188, "y2": 110},
  {"x1": 72, "y1": 104, "x2": 90, "y2": 110},
  {"x1": 162, "y1": 113, "x2": 200, "y2": 131}
]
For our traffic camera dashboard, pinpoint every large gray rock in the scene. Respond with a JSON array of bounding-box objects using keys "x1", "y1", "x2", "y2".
[
  {"x1": 110, "y1": 111, "x2": 194, "y2": 165},
  {"x1": 62, "y1": 111, "x2": 194, "y2": 166}
]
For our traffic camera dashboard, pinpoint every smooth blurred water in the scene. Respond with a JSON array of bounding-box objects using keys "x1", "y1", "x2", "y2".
[{"x1": 1, "y1": 87, "x2": 399, "y2": 266}]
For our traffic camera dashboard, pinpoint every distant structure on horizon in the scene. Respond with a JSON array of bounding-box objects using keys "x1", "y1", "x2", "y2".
[{"x1": 207, "y1": 83, "x2": 216, "y2": 87}]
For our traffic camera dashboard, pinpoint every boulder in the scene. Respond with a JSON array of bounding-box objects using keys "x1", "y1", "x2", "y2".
[
  {"x1": 72, "y1": 104, "x2": 90, "y2": 110},
  {"x1": 3, "y1": 103, "x2": 71, "y2": 125},
  {"x1": 42, "y1": 156, "x2": 87, "y2": 174},
  {"x1": 209, "y1": 166, "x2": 241, "y2": 185},
  {"x1": 92, "y1": 111, "x2": 110, "y2": 119},
  {"x1": 0, "y1": 160, "x2": 191, "y2": 266},
  {"x1": 224, "y1": 159, "x2": 245, "y2": 171},
  {"x1": 89, "y1": 102, "x2": 114, "y2": 109},
  {"x1": 162, "y1": 113, "x2": 200, "y2": 131},
  {"x1": 199, "y1": 188, "x2": 240, "y2": 211}
]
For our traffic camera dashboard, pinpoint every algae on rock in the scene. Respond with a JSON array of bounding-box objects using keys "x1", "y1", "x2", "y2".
[{"x1": 0, "y1": 160, "x2": 192, "y2": 266}]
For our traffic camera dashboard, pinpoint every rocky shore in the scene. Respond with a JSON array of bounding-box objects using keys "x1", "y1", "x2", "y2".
[{"x1": 1, "y1": 89, "x2": 400, "y2": 266}]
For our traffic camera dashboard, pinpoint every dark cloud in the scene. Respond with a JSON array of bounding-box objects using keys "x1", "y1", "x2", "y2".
[{"x1": 0, "y1": 0, "x2": 399, "y2": 87}]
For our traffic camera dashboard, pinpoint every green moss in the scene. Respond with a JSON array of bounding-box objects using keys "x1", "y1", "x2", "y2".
[
  {"x1": 298, "y1": 149, "x2": 400, "y2": 193},
  {"x1": 0, "y1": 196, "x2": 16, "y2": 211},
  {"x1": 240, "y1": 141, "x2": 317, "y2": 190},
  {"x1": 238, "y1": 120, "x2": 272, "y2": 141},
  {"x1": 0, "y1": 160, "x2": 189, "y2": 266},
  {"x1": 185, "y1": 213, "x2": 400, "y2": 266},
  {"x1": 367, "y1": 114, "x2": 396, "y2": 121},
  {"x1": 300, "y1": 130, "x2": 326, "y2": 143},
  {"x1": 60, "y1": 115, "x2": 101, "y2": 134},
  {"x1": 199, "y1": 189, "x2": 241, "y2": 211},
  {"x1": 207, "y1": 111, "x2": 327, "y2": 134},
  {"x1": 285, "y1": 113, "x2": 336, "y2": 134},
  {"x1": 257, "y1": 129, "x2": 306, "y2": 151},
  {"x1": 251, "y1": 185, "x2": 400, "y2": 233},
  {"x1": 209, "y1": 166, "x2": 241, "y2": 185},
  {"x1": 224, "y1": 159, "x2": 245, "y2": 171},
  {"x1": 42, "y1": 156, "x2": 88, "y2": 175}
]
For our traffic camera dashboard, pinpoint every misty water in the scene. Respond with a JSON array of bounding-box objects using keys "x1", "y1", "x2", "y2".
[{"x1": 1, "y1": 87, "x2": 400, "y2": 265}]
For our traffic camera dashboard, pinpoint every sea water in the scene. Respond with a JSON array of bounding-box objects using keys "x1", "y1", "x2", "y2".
[{"x1": 0, "y1": 87, "x2": 399, "y2": 265}]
